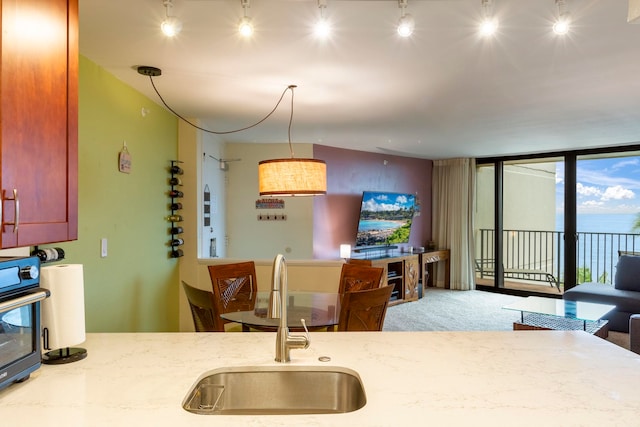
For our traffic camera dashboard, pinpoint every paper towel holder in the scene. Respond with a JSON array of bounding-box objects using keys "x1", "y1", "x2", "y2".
[
  {"x1": 40, "y1": 263, "x2": 88, "y2": 365},
  {"x1": 42, "y1": 331, "x2": 87, "y2": 365}
]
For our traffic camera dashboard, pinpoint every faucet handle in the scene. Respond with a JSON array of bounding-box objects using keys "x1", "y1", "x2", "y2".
[{"x1": 300, "y1": 318, "x2": 310, "y2": 348}]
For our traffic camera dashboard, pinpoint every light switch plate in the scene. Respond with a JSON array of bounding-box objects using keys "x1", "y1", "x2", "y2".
[{"x1": 101, "y1": 238, "x2": 108, "y2": 258}]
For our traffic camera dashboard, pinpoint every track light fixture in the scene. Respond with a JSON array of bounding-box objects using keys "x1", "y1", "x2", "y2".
[
  {"x1": 553, "y1": 0, "x2": 571, "y2": 35},
  {"x1": 238, "y1": 0, "x2": 254, "y2": 37},
  {"x1": 314, "y1": 0, "x2": 331, "y2": 38},
  {"x1": 479, "y1": 0, "x2": 499, "y2": 37},
  {"x1": 397, "y1": 0, "x2": 414, "y2": 37},
  {"x1": 161, "y1": 0, "x2": 182, "y2": 37}
]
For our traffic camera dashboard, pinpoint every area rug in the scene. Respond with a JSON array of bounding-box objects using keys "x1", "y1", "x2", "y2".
[{"x1": 383, "y1": 287, "x2": 630, "y2": 351}]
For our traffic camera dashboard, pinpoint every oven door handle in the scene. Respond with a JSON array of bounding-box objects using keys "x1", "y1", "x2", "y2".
[{"x1": 0, "y1": 288, "x2": 50, "y2": 312}]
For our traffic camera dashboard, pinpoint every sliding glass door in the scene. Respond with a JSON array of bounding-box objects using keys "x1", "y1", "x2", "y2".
[
  {"x1": 574, "y1": 154, "x2": 640, "y2": 285},
  {"x1": 475, "y1": 164, "x2": 496, "y2": 287},
  {"x1": 475, "y1": 146, "x2": 640, "y2": 296},
  {"x1": 476, "y1": 158, "x2": 563, "y2": 294}
]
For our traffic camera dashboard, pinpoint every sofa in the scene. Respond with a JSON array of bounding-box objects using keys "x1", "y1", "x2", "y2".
[
  {"x1": 631, "y1": 315, "x2": 640, "y2": 355},
  {"x1": 563, "y1": 254, "x2": 640, "y2": 333}
]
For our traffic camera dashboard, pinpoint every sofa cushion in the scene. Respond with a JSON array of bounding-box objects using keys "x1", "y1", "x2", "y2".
[
  {"x1": 614, "y1": 255, "x2": 640, "y2": 291},
  {"x1": 564, "y1": 282, "x2": 640, "y2": 313}
]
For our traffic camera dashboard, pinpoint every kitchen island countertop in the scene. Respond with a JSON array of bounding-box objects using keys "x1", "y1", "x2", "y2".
[{"x1": 1, "y1": 331, "x2": 640, "y2": 426}]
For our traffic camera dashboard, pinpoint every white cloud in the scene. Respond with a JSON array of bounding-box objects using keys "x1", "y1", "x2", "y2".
[
  {"x1": 612, "y1": 159, "x2": 639, "y2": 169},
  {"x1": 601, "y1": 185, "x2": 635, "y2": 201},
  {"x1": 363, "y1": 193, "x2": 411, "y2": 212},
  {"x1": 578, "y1": 167, "x2": 640, "y2": 191},
  {"x1": 576, "y1": 183, "x2": 601, "y2": 197}
]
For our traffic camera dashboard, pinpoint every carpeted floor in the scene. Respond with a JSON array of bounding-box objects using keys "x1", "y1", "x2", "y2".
[{"x1": 383, "y1": 287, "x2": 630, "y2": 351}]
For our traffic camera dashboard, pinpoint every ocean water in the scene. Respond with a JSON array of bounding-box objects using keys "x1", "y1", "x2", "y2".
[
  {"x1": 555, "y1": 213, "x2": 638, "y2": 234},
  {"x1": 554, "y1": 213, "x2": 639, "y2": 283},
  {"x1": 357, "y1": 220, "x2": 406, "y2": 231}
]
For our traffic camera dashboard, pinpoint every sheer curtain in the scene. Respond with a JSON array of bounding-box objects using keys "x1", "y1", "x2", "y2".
[{"x1": 432, "y1": 158, "x2": 476, "y2": 290}]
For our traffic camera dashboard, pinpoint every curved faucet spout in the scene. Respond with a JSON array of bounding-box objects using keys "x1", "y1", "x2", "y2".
[{"x1": 268, "y1": 254, "x2": 310, "y2": 362}]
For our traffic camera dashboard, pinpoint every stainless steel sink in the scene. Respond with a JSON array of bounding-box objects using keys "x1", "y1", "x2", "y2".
[{"x1": 182, "y1": 365, "x2": 366, "y2": 415}]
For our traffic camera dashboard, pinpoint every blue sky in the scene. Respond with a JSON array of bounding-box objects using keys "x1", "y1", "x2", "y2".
[
  {"x1": 556, "y1": 156, "x2": 640, "y2": 214},
  {"x1": 361, "y1": 191, "x2": 415, "y2": 213}
]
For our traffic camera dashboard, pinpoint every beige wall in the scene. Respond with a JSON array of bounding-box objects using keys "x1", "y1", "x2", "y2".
[{"x1": 224, "y1": 143, "x2": 316, "y2": 260}]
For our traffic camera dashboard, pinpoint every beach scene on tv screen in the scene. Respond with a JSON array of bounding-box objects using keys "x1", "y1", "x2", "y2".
[{"x1": 356, "y1": 191, "x2": 415, "y2": 247}]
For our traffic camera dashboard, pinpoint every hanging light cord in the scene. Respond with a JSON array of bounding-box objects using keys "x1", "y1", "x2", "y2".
[
  {"x1": 146, "y1": 75, "x2": 295, "y2": 137},
  {"x1": 287, "y1": 84, "x2": 296, "y2": 158}
]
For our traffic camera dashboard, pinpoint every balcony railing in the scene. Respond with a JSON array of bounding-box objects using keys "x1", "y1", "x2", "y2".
[{"x1": 477, "y1": 228, "x2": 640, "y2": 289}]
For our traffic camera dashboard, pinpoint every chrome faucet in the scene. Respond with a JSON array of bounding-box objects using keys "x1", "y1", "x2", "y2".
[{"x1": 268, "y1": 254, "x2": 310, "y2": 362}]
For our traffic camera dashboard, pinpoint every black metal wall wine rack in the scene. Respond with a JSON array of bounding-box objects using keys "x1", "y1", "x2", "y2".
[{"x1": 168, "y1": 160, "x2": 184, "y2": 258}]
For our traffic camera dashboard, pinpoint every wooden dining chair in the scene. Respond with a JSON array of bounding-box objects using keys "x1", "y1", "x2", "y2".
[
  {"x1": 347, "y1": 259, "x2": 372, "y2": 266},
  {"x1": 181, "y1": 281, "x2": 218, "y2": 332},
  {"x1": 338, "y1": 263, "x2": 385, "y2": 294},
  {"x1": 337, "y1": 285, "x2": 394, "y2": 331},
  {"x1": 207, "y1": 261, "x2": 258, "y2": 332}
]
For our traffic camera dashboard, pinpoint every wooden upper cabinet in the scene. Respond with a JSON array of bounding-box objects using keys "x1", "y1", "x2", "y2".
[{"x1": 0, "y1": 0, "x2": 78, "y2": 248}]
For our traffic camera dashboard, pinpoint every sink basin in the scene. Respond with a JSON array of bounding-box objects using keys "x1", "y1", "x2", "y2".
[{"x1": 182, "y1": 365, "x2": 366, "y2": 415}]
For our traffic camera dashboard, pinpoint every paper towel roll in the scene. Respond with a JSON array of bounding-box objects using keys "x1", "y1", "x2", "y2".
[{"x1": 41, "y1": 264, "x2": 86, "y2": 350}]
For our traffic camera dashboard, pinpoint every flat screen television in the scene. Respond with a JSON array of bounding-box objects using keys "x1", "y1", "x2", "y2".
[{"x1": 355, "y1": 191, "x2": 415, "y2": 248}]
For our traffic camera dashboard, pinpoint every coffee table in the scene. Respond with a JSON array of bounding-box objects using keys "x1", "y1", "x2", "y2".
[{"x1": 502, "y1": 296, "x2": 615, "y2": 339}]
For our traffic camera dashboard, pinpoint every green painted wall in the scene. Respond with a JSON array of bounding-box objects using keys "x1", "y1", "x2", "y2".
[{"x1": 49, "y1": 56, "x2": 180, "y2": 332}]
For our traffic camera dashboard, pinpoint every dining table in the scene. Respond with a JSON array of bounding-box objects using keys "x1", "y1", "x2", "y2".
[{"x1": 220, "y1": 291, "x2": 341, "y2": 332}]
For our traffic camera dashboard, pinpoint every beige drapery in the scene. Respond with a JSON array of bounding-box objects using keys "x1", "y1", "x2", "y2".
[{"x1": 432, "y1": 158, "x2": 476, "y2": 290}]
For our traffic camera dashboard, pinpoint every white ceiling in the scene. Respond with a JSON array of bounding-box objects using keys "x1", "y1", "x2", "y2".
[{"x1": 79, "y1": 0, "x2": 640, "y2": 160}]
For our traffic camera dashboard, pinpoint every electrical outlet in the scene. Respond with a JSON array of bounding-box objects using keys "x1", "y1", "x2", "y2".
[{"x1": 101, "y1": 238, "x2": 108, "y2": 258}]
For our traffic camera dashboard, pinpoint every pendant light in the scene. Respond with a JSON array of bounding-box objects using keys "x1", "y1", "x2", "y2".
[{"x1": 258, "y1": 85, "x2": 326, "y2": 196}]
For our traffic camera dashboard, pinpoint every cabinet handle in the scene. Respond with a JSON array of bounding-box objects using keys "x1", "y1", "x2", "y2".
[
  {"x1": 2, "y1": 189, "x2": 19, "y2": 233},
  {"x1": 13, "y1": 189, "x2": 19, "y2": 232}
]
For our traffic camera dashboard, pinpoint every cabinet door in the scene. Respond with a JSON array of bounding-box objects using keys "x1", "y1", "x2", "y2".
[
  {"x1": 0, "y1": 0, "x2": 78, "y2": 248},
  {"x1": 404, "y1": 257, "x2": 420, "y2": 301}
]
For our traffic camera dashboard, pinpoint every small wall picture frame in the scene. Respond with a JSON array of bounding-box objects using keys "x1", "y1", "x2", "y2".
[
  {"x1": 119, "y1": 141, "x2": 132, "y2": 173},
  {"x1": 255, "y1": 198, "x2": 285, "y2": 209}
]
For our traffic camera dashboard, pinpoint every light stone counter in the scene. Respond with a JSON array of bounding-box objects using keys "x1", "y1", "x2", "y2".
[{"x1": 2, "y1": 331, "x2": 640, "y2": 426}]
